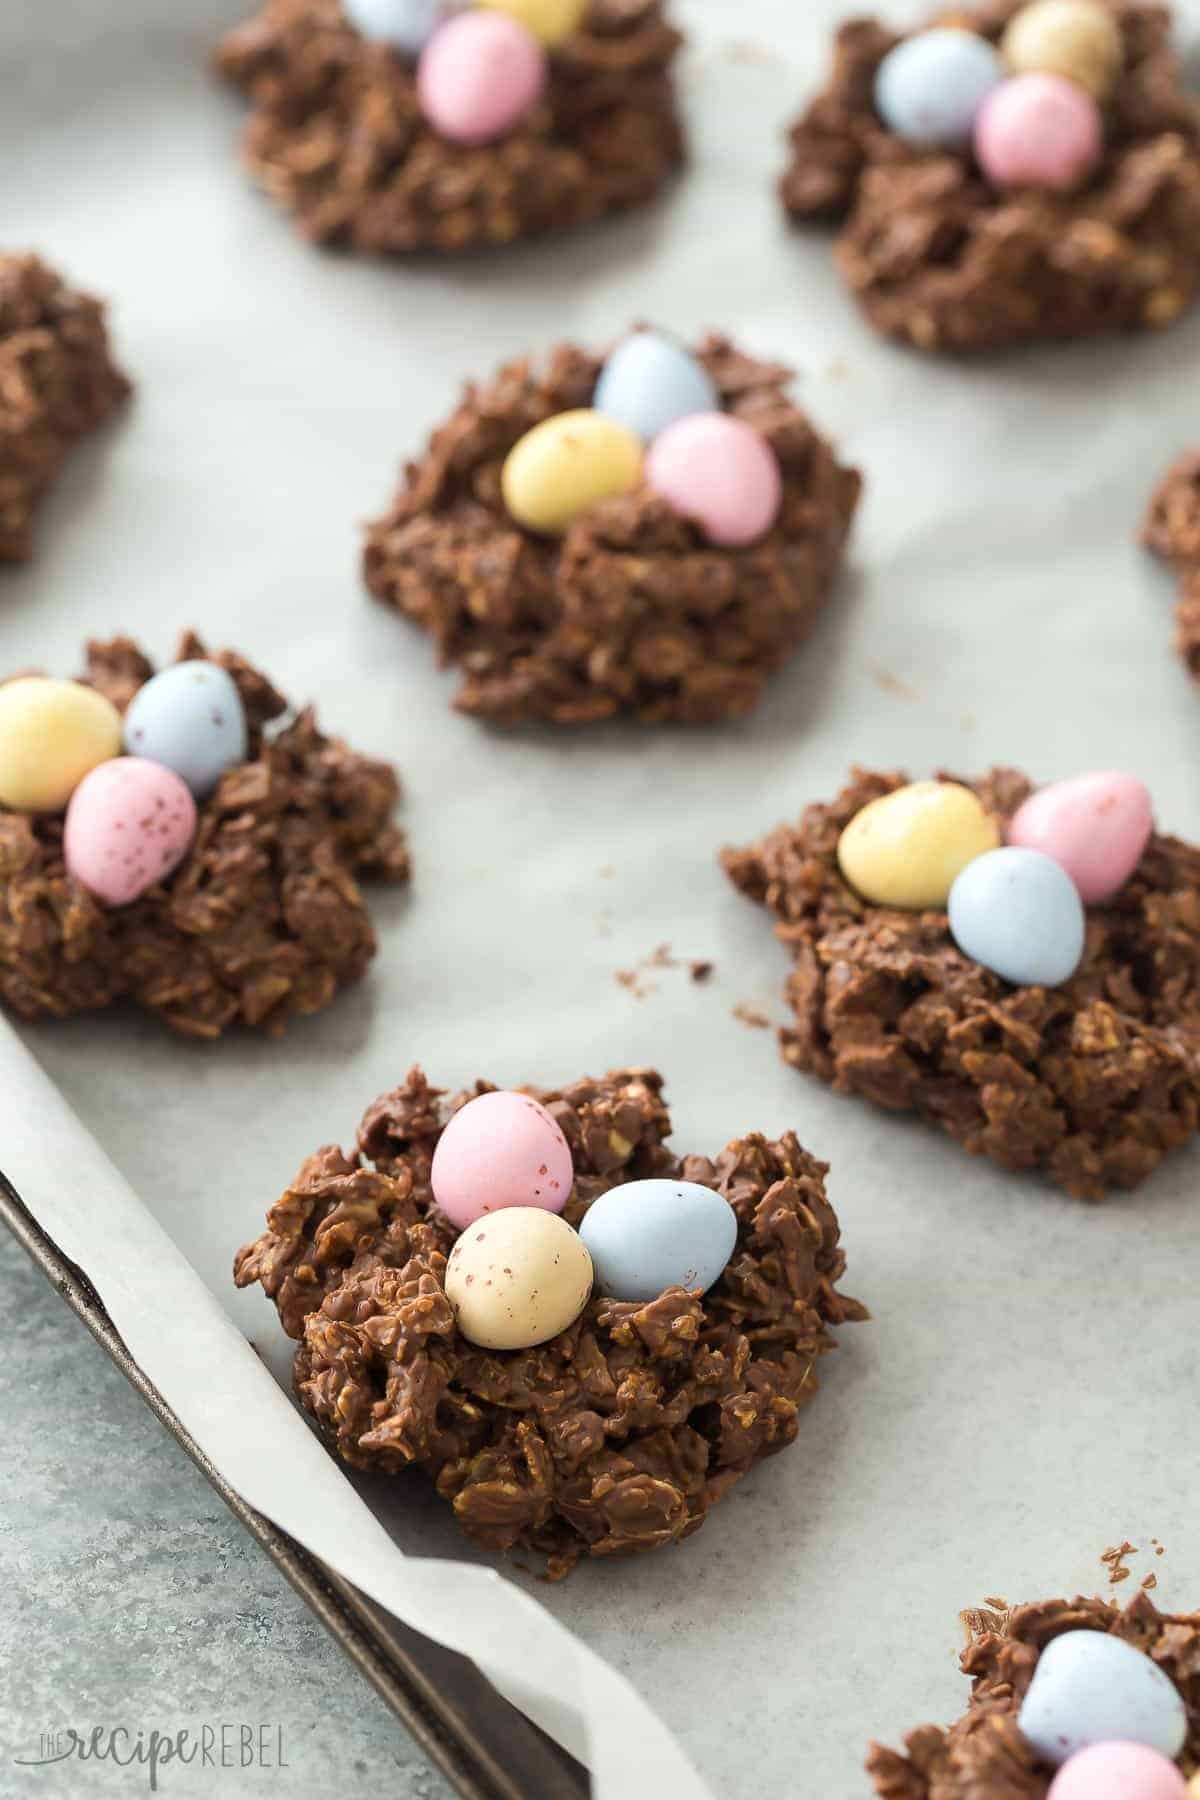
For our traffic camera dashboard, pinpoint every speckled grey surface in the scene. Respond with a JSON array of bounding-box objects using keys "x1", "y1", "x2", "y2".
[{"x1": 0, "y1": 1231, "x2": 457, "y2": 1799}]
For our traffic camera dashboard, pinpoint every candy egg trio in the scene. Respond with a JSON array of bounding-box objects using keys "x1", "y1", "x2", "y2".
[
  {"x1": 501, "y1": 328, "x2": 785, "y2": 548},
  {"x1": 431, "y1": 1089, "x2": 741, "y2": 1350},
  {"x1": 0, "y1": 661, "x2": 250, "y2": 908},
  {"x1": 835, "y1": 770, "x2": 1154, "y2": 988},
  {"x1": 873, "y1": 0, "x2": 1121, "y2": 192}
]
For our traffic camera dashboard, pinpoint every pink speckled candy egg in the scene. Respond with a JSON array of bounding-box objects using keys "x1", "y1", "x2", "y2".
[
  {"x1": 64, "y1": 757, "x2": 197, "y2": 907},
  {"x1": 431, "y1": 1090, "x2": 574, "y2": 1231},
  {"x1": 645, "y1": 412, "x2": 782, "y2": 548},
  {"x1": 974, "y1": 71, "x2": 1103, "y2": 191},
  {"x1": 417, "y1": 10, "x2": 545, "y2": 146},
  {"x1": 1048, "y1": 1742, "x2": 1187, "y2": 1800},
  {"x1": 1007, "y1": 771, "x2": 1153, "y2": 904}
]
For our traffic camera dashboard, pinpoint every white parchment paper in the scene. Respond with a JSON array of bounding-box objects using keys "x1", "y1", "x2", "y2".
[{"x1": 4, "y1": 0, "x2": 1200, "y2": 1794}]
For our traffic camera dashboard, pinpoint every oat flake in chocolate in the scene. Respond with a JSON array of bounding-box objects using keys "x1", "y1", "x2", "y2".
[
  {"x1": 1144, "y1": 450, "x2": 1200, "y2": 686},
  {"x1": 867, "y1": 1590, "x2": 1200, "y2": 1795},
  {"x1": 213, "y1": 0, "x2": 684, "y2": 254},
  {"x1": 364, "y1": 335, "x2": 861, "y2": 726},
  {"x1": 0, "y1": 254, "x2": 130, "y2": 561},
  {"x1": 0, "y1": 634, "x2": 409, "y2": 1038},
  {"x1": 723, "y1": 767, "x2": 1200, "y2": 1199},
  {"x1": 781, "y1": 0, "x2": 1200, "y2": 353},
  {"x1": 235, "y1": 1065, "x2": 866, "y2": 1577}
]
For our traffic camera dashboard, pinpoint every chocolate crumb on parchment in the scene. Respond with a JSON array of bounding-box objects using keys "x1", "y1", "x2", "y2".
[
  {"x1": 1102, "y1": 1539, "x2": 1138, "y2": 1582},
  {"x1": 364, "y1": 334, "x2": 861, "y2": 726},
  {"x1": 0, "y1": 254, "x2": 129, "y2": 561},
  {"x1": 867, "y1": 1590, "x2": 1200, "y2": 1796},
  {"x1": 723, "y1": 765, "x2": 1200, "y2": 1199},
  {"x1": 1144, "y1": 449, "x2": 1200, "y2": 684},
  {"x1": 235, "y1": 1065, "x2": 866, "y2": 1578},
  {"x1": 214, "y1": 0, "x2": 684, "y2": 254},
  {"x1": 0, "y1": 634, "x2": 409, "y2": 1038},
  {"x1": 782, "y1": 0, "x2": 1200, "y2": 353}
]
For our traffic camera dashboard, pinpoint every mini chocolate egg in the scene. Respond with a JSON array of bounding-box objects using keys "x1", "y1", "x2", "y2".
[
  {"x1": 431, "y1": 1089, "x2": 574, "y2": 1230},
  {"x1": 342, "y1": 0, "x2": 450, "y2": 54},
  {"x1": 1003, "y1": 0, "x2": 1122, "y2": 99},
  {"x1": 644, "y1": 412, "x2": 782, "y2": 548},
  {"x1": 974, "y1": 72, "x2": 1103, "y2": 191},
  {"x1": 579, "y1": 1178, "x2": 737, "y2": 1303},
  {"x1": 477, "y1": 0, "x2": 588, "y2": 49},
  {"x1": 1007, "y1": 771, "x2": 1152, "y2": 903},
  {"x1": 501, "y1": 409, "x2": 643, "y2": 534},
  {"x1": 874, "y1": 27, "x2": 1005, "y2": 147},
  {"x1": 0, "y1": 677, "x2": 122, "y2": 814},
  {"x1": 837, "y1": 780, "x2": 1000, "y2": 911},
  {"x1": 1048, "y1": 1742, "x2": 1187, "y2": 1800},
  {"x1": 1018, "y1": 1630, "x2": 1187, "y2": 1766},
  {"x1": 949, "y1": 846, "x2": 1085, "y2": 986},
  {"x1": 417, "y1": 10, "x2": 545, "y2": 146},
  {"x1": 593, "y1": 331, "x2": 719, "y2": 446},
  {"x1": 64, "y1": 757, "x2": 198, "y2": 907},
  {"x1": 122, "y1": 660, "x2": 248, "y2": 799},
  {"x1": 444, "y1": 1208, "x2": 593, "y2": 1350}
]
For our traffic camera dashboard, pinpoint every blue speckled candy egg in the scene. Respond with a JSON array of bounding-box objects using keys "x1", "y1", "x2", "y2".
[
  {"x1": 123, "y1": 661, "x2": 248, "y2": 800},
  {"x1": 1018, "y1": 1629, "x2": 1187, "y2": 1767},
  {"x1": 874, "y1": 27, "x2": 1004, "y2": 148},
  {"x1": 343, "y1": 0, "x2": 450, "y2": 55},
  {"x1": 948, "y1": 846, "x2": 1085, "y2": 987},
  {"x1": 579, "y1": 1178, "x2": 738, "y2": 1304},
  {"x1": 593, "y1": 331, "x2": 719, "y2": 446}
]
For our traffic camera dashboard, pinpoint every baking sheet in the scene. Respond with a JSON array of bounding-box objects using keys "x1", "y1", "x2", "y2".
[{"x1": 5, "y1": 0, "x2": 1200, "y2": 1794}]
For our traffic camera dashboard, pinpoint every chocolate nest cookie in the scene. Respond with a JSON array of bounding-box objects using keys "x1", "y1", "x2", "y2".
[
  {"x1": 364, "y1": 335, "x2": 861, "y2": 725},
  {"x1": 723, "y1": 766, "x2": 1200, "y2": 1199},
  {"x1": 781, "y1": 0, "x2": 1200, "y2": 352},
  {"x1": 0, "y1": 634, "x2": 409, "y2": 1038},
  {"x1": 214, "y1": 0, "x2": 683, "y2": 254},
  {"x1": 1143, "y1": 450, "x2": 1200, "y2": 684},
  {"x1": 235, "y1": 1065, "x2": 866, "y2": 1577},
  {"x1": 867, "y1": 1590, "x2": 1200, "y2": 1795},
  {"x1": 0, "y1": 254, "x2": 129, "y2": 561}
]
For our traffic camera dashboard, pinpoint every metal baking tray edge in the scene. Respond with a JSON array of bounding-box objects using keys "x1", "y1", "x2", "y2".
[{"x1": 0, "y1": 1170, "x2": 590, "y2": 1800}]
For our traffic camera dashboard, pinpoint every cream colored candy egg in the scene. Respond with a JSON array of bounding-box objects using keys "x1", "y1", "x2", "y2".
[
  {"x1": 476, "y1": 0, "x2": 589, "y2": 49},
  {"x1": 1002, "y1": 0, "x2": 1123, "y2": 99},
  {"x1": 501, "y1": 409, "x2": 643, "y2": 535},
  {"x1": 444, "y1": 1207, "x2": 594, "y2": 1350},
  {"x1": 0, "y1": 677, "x2": 123, "y2": 813},
  {"x1": 837, "y1": 779, "x2": 1000, "y2": 910}
]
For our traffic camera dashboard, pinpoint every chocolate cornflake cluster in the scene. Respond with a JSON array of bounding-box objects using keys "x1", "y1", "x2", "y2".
[
  {"x1": 364, "y1": 335, "x2": 861, "y2": 725},
  {"x1": 782, "y1": 0, "x2": 1200, "y2": 352},
  {"x1": 0, "y1": 254, "x2": 130, "y2": 561},
  {"x1": 867, "y1": 1590, "x2": 1200, "y2": 1795},
  {"x1": 235, "y1": 1065, "x2": 866, "y2": 1577},
  {"x1": 214, "y1": 0, "x2": 683, "y2": 253},
  {"x1": 0, "y1": 634, "x2": 409, "y2": 1038},
  {"x1": 1144, "y1": 449, "x2": 1200, "y2": 683},
  {"x1": 723, "y1": 766, "x2": 1200, "y2": 1199}
]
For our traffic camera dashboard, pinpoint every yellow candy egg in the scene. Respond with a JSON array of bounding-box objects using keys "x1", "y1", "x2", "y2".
[
  {"x1": 0, "y1": 677, "x2": 123, "y2": 813},
  {"x1": 476, "y1": 0, "x2": 589, "y2": 49},
  {"x1": 501, "y1": 409, "x2": 643, "y2": 535},
  {"x1": 1002, "y1": 0, "x2": 1122, "y2": 99},
  {"x1": 837, "y1": 780, "x2": 1000, "y2": 910},
  {"x1": 444, "y1": 1207, "x2": 594, "y2": 1350}
]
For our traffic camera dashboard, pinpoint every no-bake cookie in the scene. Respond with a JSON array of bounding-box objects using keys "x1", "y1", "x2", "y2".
[
  {"x1": 0, "y1": 254, "x2": 129, "y2": 561},
  {"x1": 0, "y1": 634, "x2": 408, "y2": 1038},
  {"x1": 364, "y1": 331, "x2": 861, "y2": 725},
  {"x1": 214, "y1": 0, "x2": 683, "y2": 254},
  {"x1": 1143, "y1": 450, "x2": 1200, "y2": 684},
  {"x1": 867, "y1": 1590, "x2": 1200, "y2": 1796},
  {"x1": 781, "y1": 0, "x2": 1200, "y2": 352},
  {"x1": 234, "y1": 1064, "x2": 866, "y2": 1577},
  {"x1": 723, "y1": 766, "x2": 1200, "y2": 1199}
]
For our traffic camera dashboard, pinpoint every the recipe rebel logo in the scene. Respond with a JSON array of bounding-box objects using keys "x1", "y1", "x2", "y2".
[{"x1": 13, "y1": 1723, "x2": 289, "y2": 1790}]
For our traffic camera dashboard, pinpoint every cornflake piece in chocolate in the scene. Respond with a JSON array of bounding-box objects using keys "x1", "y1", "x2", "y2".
[
  {"x1": 235, "y1": 1065, "x2": 866, "y2": 1577},
  {"x1": 0, "y1": 633, "x2": 409, "y2": 1038},
  {"x1": 781, "y1": 0, "x2": 1200, "y2": 353},
  {"x1": 0, "y1": 254, "x2": 129, "y2": 561},
  {"x1": 1144, "y1": 449, "x2": 1200, "y2": 683},
  {"x1": 722, "y1": 766, "x2": 1200, "y2": 1199},
  {"x1": 364, "y1": 334, "x2": 861, "y2": 725}
]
